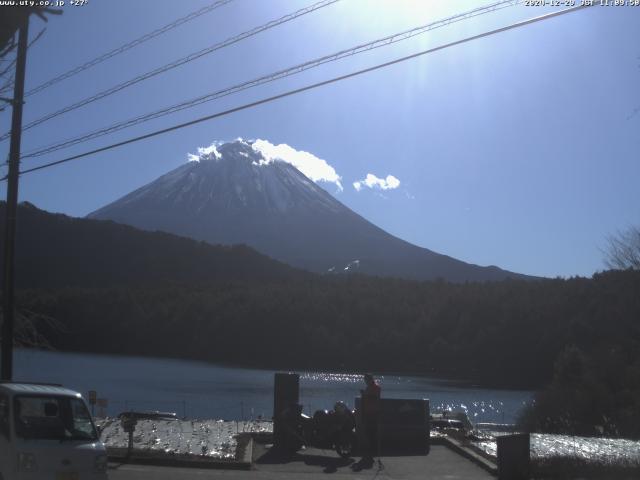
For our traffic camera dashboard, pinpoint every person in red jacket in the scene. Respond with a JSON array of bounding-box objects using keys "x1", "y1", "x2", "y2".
[{"x1": 360, "y1": 373, "x2": 381, "y2": 461}]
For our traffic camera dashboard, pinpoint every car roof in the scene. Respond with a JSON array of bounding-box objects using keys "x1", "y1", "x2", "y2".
[{"x1": 0, "y1": 382, "x2": 82, "y2": 398}]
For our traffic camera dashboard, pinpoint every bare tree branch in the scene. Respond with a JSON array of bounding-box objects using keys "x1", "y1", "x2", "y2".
[{"x1": 604, "y1": 226, "x2": 640, "y2": 270}]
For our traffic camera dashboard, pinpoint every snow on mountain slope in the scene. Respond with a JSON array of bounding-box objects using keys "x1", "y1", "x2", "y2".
[{"x1": 89, "y1": 140, "x2": 529, "y2": 282}]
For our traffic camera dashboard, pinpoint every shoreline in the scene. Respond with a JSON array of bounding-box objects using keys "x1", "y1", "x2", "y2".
[{"x1": 13, "y1": 346, "x2": 540, "y2": 391}]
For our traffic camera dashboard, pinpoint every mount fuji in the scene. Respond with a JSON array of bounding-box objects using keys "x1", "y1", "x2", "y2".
[{"x1": 89, "y1": 140, "x2": 528, "y2": 282}]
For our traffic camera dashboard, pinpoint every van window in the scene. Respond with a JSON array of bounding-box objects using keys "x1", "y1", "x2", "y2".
[
  {"x1": 0, "y1": 394, "x2": 9, "y2": 439},
  {"x1": 14, "y1": 395, "x2": 97, "y2": 441}
]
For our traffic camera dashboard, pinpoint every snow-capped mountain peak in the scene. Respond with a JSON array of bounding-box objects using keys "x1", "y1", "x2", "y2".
[{"x1": 89, "y1": 140, "x2": 528, "y2": 282}]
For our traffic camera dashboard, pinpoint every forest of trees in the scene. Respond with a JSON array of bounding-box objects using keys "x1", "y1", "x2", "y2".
[
  {"x1": 14, "y1": 270, "x2": 640, "y2": 437},
  {"x1": 3, "y1": 202, "x2": 640, "y2": 438}
]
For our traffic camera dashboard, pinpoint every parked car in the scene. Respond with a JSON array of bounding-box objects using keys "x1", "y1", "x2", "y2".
[{"x1": 0, "y1": 382, "x2": 108, "y2": 480}]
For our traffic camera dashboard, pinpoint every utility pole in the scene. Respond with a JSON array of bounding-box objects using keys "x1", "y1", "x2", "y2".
[{"x1": 1, "y1": 13, "x2": 30, "y2": 381}]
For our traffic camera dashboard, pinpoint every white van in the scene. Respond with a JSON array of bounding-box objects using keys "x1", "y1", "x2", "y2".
[{"x1": 0, "y1": 382, "x2": 108, "y2": 480}]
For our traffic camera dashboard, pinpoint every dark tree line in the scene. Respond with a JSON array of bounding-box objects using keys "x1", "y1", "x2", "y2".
[
  {"x1": 0, "y1": 202, "x2": 304, "y2": 290},
  {"x1": 14, "y1": 269, "x2": 640, "y2": 437},
  {"x1": 4, "y1": 202, "x2": 640, "y2": 437}
]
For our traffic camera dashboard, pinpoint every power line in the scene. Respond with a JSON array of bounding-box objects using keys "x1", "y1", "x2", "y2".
[
  {"x1": 0, "y1": 58, "x2": 17, "y2": 82},
  {"x1": 24, "y1": 0, "x2": 235, "y2": 97},
  {"x1": 0, "y1": 0, "x2": 340, "y2": 142},
  {"x1": 0, "y1": 28, "x2": 46, "y2": 108},
  {"x1": 8, "y1": 3, "x2": 594, "y2": 181},
  {"x1": 21, "y1": 0, "x2": 521, "y2": 160}
]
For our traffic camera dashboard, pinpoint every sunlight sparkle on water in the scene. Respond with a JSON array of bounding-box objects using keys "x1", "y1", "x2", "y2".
[{"x1": 300, "y1": 372, "x2": 364, "y2": 383}]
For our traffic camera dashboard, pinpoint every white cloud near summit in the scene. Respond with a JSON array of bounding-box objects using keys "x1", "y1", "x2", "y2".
[
  {"x1": 252, "y1": 139, "x2": 343, "y2": 191},
  {"x1": 187, "y1": 142, "x2": 221, "y2": 162},
  {"x1": 353, "y1": 173, "x2": 400, "y2": 192}
]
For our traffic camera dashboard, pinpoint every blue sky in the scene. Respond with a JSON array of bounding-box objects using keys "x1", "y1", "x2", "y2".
[{"x1": 0, "y1": 0, "x2": 638, "y2": 278}]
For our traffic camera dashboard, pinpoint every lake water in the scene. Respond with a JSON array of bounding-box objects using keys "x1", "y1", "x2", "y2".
[{"x1": 12, "y1": 348, "x2": 533, "y2": 424}]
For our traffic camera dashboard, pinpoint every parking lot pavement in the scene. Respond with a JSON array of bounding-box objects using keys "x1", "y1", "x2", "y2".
[{"x1": 108, "y1": 445, "x2": 494, "y2": 479}]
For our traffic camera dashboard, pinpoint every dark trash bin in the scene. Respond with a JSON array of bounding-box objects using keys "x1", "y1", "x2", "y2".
[
  {"x1": 273, "y1": 373, "x2": 299, "y2": 447},
  {"x1": 497, "y1": 433, "x2": 530, "y2": 480}
]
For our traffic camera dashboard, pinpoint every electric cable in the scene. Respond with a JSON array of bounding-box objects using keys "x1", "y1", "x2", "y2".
[
  {"x1": 0, "y1": 29, "x2": 46, "y2": 103},
  {"x1": 21, "y1": 0, "x2": 521, "y2": 160},
  {"x1": 6, "y1": 3, "x2": 593, "y2": 181},
  {"x1": 24, "y1": 0, "x2": 235, "y2": 97},
  {"x1": 0, "y1": 0, "x2": 340, "y2": 142}
]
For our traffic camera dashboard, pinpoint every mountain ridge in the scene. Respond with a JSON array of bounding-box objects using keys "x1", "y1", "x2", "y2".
[
  {"x1": 89, "y1": 140, "x2": 532, "y2": 282},
  {"x1": 1, "y1": 201, "x2": 303, "y2": 290}
]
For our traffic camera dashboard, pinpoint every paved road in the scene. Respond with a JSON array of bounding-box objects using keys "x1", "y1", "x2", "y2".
[{"x1": 108, "y1": 445, "x2": 494, "y2": 479}]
